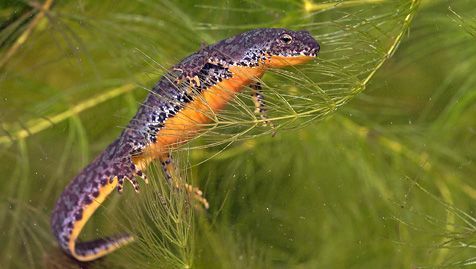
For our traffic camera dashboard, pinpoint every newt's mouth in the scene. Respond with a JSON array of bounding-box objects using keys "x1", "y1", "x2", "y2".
[
  {"x1": 309, "y1": 46, "x2": 319, "y2": 57},
  {"x1": 300, "y1": 46, "x2": 319, "y2": 57},
  {"x1": 267, "y1": 44, "x2": 320, "y2": 67}
]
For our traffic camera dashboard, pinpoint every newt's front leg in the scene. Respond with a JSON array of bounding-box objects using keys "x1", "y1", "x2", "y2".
[
  {"x1": 159, "y1": 153, "x2": 209, "y2": 209},
  {"x1": 250, "y1": 82, "x2": 276, "y2": 136}
]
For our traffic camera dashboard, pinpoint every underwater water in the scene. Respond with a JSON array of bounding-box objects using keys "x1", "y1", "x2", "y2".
[{"x1": 0, "y1": 0, "x2": 475, "y2": 268}]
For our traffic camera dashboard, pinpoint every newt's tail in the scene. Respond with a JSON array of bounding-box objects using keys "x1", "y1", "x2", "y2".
[
  {"x1": 51, "y1": 172, "x2": 135, "y2": 261},
  {"x1": 51, "y1": 140, "x2": 142, "y2": 262},
  {"x1": 73, "y1": 234, "x2": 134, "y2": 262}
]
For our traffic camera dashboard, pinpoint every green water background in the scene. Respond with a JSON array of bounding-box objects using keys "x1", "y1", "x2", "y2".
[{"x1": 0, "y1": 0, "x2": 475, "y2": 268}]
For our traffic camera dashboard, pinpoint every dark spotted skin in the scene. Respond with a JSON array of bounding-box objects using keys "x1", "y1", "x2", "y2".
[{"x1": 51, "y1": 28, "x2": 320, "y2": 261}]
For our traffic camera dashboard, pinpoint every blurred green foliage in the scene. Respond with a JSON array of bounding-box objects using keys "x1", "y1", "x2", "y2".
[{"x1": 0, "y1": 0, "x2": 475, "y2": 268}]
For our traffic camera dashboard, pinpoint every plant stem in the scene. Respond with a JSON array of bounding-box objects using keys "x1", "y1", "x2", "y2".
[{"x1": 0, "y1": 0, "x2": 54, "y2": 69}]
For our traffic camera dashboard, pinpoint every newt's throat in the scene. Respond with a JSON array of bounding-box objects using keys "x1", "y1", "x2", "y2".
[{"x1": 266, "y1": 55, "x2": 315, "y2": 67}]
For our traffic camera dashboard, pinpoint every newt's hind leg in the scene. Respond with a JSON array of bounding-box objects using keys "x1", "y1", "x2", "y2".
[
  {"x1": 250, "y1": 82, "x2": 276, "y2": 136},
  {"x1": 159, "y1": 153, "x2": 209, "y2": 209},
  {"x1": 115, "y1": 156, "x2": 148, "y2": 193}
]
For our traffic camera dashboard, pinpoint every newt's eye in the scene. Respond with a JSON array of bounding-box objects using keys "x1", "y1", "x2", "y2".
[{"x1": 279, "y1": 34, "x2": 293, "y2": 44}]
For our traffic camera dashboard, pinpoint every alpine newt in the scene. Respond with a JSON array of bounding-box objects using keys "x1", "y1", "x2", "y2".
[{"x1": 51, "y1": 28, "x2": 320, "y2": 262}]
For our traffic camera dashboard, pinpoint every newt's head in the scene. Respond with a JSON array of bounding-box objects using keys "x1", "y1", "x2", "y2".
[
  {"x1": 264, "y1": 28, "x2": 320, "y2": 67},
  {"x1": 211, "y1": 28, "x2": 319, "y2": 68}
]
